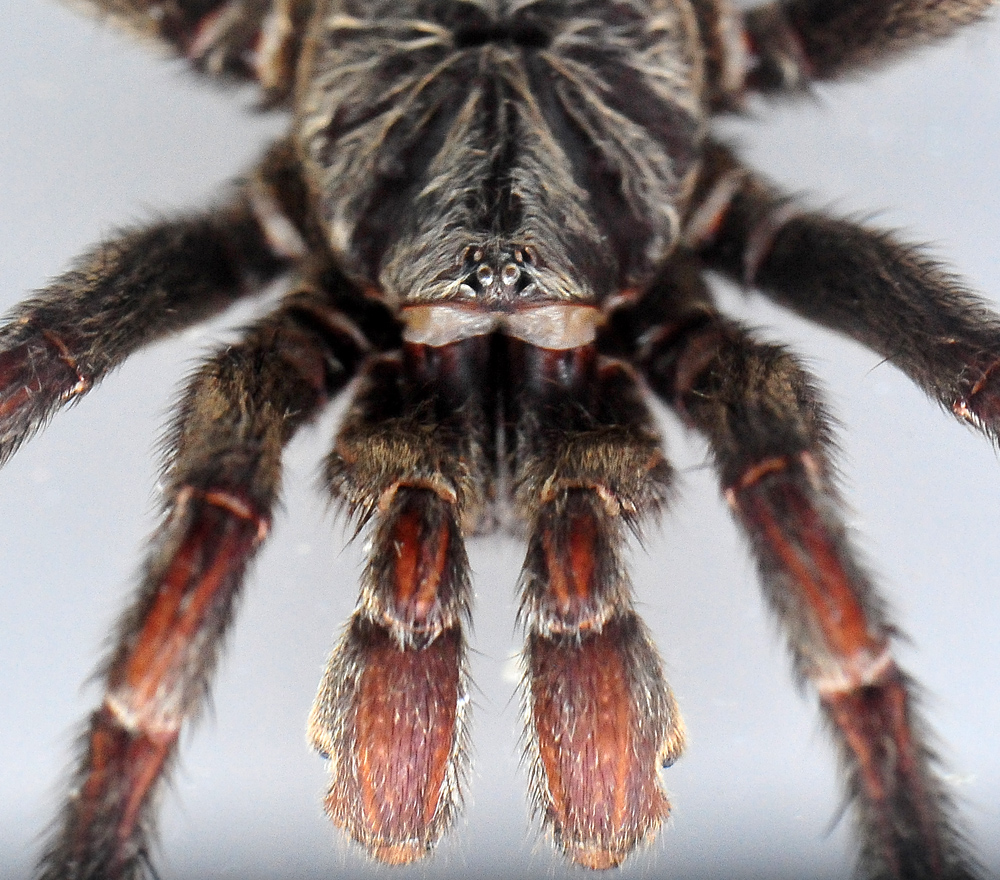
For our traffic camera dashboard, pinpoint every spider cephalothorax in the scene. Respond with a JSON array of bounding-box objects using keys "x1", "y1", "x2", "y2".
[{"x1": 4, "y1": 1, "x2": 999, "y2": 878}]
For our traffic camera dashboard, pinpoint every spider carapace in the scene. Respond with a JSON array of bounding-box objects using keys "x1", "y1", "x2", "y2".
[{"x1": 5, "y1": 0, "x2": 998, "y2": 878}]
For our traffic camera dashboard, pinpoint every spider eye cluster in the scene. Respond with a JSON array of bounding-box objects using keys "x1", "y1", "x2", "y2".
[{"x1": 459, "y1": 245, "x2": 535, "y2": 300}]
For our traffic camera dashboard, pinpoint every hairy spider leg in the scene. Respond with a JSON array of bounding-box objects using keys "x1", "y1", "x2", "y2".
[
  {"x1": 309, "y1": 337, "x2": 495, "y2": 863},
  {"x1": 693, "y1": 143, "x2": 1000, "y2": 446},
  {"x1": 740, "y1": 0, "x2": 995, "y2": 93},
  {"x1": 0, "y1": 143, "x2": 309, "y2": 468},
  {"x1": 33, "y1": 277, "x2": 380, "y2": 880},
  {"x1": 508, "y1": 340, "x2": 685, "y2": 869},
  {"x1": 63, "y1": 0, "x2": 314, "y2": 102},
  {"x1": 689, "y1": 0, "x2": 996, "y2": 107},
  {"x1": 627, "y1": 255, "x2": 981, "y2": 878}
]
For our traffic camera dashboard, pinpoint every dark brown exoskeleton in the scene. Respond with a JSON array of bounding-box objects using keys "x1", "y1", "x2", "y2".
[{"x1": 5, "y1": 0, "x2": 999, "y2": 878}]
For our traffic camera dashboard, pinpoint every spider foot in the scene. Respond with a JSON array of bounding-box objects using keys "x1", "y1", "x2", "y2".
[
  {"x1": 511, "y1": 343, "x2": 683, "y2": 869},
  {"x1": 309, "y1": 487, "x2": 471, "y2": 864},
  {"x1": 309, "y1": 618, "x2": 466, "y2": 865},
  {"x1": 0, "y1": 327, "x2": 92, "y2": 464},
  {"x1": 952, "y1": 356, "x2": 1000, "y2": 440},
  {"x1": 526, "y1": 612, "x2": 684, "y2": 870}
]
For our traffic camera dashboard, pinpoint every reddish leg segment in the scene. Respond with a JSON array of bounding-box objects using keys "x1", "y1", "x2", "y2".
[
  {"x1": 307, "y1": 491, "x2": 470, "y2": 864},
  {"x1": 511, "y1": 341, "x2": 684, "y2": 869},
  {"x1": 35, "y1": 283, "x2": 376, "y2": 880},
  {"x1": 51, "y1": 489, "x2": 266, "y2": 880},
  {"x1": 310, "y1": 338, "x2": 493, "y2": 863},
  {"x1": 642, "y1": 311, "x2": 980, "y2": 880}
]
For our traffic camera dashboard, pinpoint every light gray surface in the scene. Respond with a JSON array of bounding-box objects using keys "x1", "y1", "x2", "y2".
[{"x1": 1, "y1": 3, "x2": 999, "y2": 878}]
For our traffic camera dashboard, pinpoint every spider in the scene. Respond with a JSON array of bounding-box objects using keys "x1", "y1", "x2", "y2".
[{"x1": 1, "y1": 1, "x2": 1000, "y2": 876}]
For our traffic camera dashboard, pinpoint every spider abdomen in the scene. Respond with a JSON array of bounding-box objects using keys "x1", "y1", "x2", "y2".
[{"x1": 297, "y1": 0, "x2": 706, "y2": 314}]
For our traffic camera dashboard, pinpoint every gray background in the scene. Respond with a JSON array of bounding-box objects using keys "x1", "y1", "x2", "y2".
[{"x1": 2, "y1": 2, "x2": 999, "y2": 878}]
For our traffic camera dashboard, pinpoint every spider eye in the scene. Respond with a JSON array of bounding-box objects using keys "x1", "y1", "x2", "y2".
[
  {"x1": 461, "y1": 245, "x2": 484, "y2": 265},
  {"x1": 501, "y1": 262, "x2": 520, "y2": 286},
  {"x1": 476, "y1": 265, "x2": 494, "y2": 287}
]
